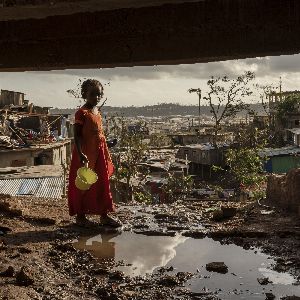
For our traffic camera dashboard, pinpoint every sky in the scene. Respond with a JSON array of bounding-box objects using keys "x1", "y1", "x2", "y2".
[{"x1": 0, "y1": 53, "x2": 300, "y2": 108}]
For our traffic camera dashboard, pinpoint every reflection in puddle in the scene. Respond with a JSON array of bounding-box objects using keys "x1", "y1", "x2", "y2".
[
  {"x1": 259, "y1": 268, "x2": 296, "y2": 285},
  {"x1": 74, "y1": 232, "x2": 188, "y2": 276},
  {"x1": 73, "y1": 232, "x2": 300, "y2": 299}
]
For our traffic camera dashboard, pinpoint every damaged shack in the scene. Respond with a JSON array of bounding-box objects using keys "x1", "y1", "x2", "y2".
[{"x1": 0, "y1": 89, "x2": 71, "y2": 168}]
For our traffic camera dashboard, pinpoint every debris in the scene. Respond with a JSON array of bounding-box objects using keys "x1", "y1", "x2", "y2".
[
  {"x1": 15, "y1": 266, "x2": 34, "y2": 286},
  {"x1": 182, "y1": 230, "x2": 206, "y2": 238},
  {"x1": 0, "y1": 266, "x2": 14, "y2": 277},
  {"x1": 92, "y1": 267, "x2": 110, "y2": 275},
  {"x1": 265, "y1": 293, "x2": 276, "y2": 300},
  {"x1": 0, "y1": 225, "x2": 11, "y2": 236},
  {"x1": 176, "y1": 271, "x2": 193, "y2": 282},
  {"x1": 211, "y1": 209, "x2": 224, "y2": 221},
  {"x1": 221, "y1": 206, "x2": 237, "y2": 218},
  {"x1": 158, "y1": 275, "x2": 180, "y2": 286},
  {"x1": 109, "y1": 270, "x2": 125, "y2": 281},
  {"x1": 257, "y1": 277, "x2": 272, "y2": 285},
  {"x1": 206, "y1": 262, "x2": 228, "y2": 274},
  {"x1": 261, "y1": 210, "x2": 275, "y2": 215},
  {"x1": 134, "y1": 229, "x2": 176, "y2": 237}
]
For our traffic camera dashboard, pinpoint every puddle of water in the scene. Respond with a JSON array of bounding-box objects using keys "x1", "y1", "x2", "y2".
[{"x1": 73, "y1": 232, "x2": 300, "y2": 300}]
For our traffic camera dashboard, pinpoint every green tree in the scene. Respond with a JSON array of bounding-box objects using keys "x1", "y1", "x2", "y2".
[
  {"x1": 162, "y1": 172, "x2": 193, "y2": 202},
  {"x1": 217, "y1": 127, "x2": 267, "y2": 198},
  {"x1": 202, "y1": 71, "x2": 255, "y2": 146},
  {"x1": 276, "y1": 94, "x2": 300, "y2": 125},
  {"x1": 106, "y1": 115, "x2": 149, "y2": 200}
]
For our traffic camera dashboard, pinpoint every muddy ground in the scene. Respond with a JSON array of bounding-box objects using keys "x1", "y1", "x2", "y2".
[{"x1": 0, "y1": 194, "x2": 299, "y2": 300}]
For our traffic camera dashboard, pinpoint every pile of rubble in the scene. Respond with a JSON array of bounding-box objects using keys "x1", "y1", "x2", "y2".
[{"x1": 266, "y1": 168, "x2": 300, "y2": 215}]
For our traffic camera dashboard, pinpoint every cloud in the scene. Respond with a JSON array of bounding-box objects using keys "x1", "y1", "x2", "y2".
[
  {"x1": 26, "y1": 54, "x2": 300, "y2": 81},
  {"x1": 1, "y1": 53, "x2": 300, "y2": 108}
]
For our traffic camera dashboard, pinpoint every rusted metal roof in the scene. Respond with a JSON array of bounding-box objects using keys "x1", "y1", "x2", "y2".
[{"x1": 0, "y1": 176, "x2": 64, "y2": 199}]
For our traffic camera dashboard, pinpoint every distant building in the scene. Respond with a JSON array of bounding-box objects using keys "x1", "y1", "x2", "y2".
[
  {"x1": 176, "y1": 143, "x2": 227, "y2": 178},
  {"x1": 268, "y1": 90, "x2": 300, "y2": 128},
  {"x1": 170, "y1": 132, "x2": 233, "y2": 146},
  {"x1": 128, "y1": 123, "x2": 149, "y2": 135},
  {"x1": 285, "y1": 128, "x2": 300, "y2": 147},
  {"x1": 252, "y1": 114, "x2": 269, "y2": 129},
  {"x1": 0, "y1": 89, "x2": 25, "y2": 107}
]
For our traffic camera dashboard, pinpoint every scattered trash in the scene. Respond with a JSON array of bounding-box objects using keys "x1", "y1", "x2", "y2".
[{"x1": 261, "y1": 210, "x2": 275, "y2": 215}]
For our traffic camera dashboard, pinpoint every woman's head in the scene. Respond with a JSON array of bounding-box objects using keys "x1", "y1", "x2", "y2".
[{"x1": 81, "y1": 79, "x2": 104, "y2": 106}]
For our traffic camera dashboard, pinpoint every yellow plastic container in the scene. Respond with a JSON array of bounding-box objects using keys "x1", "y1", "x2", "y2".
[
  {"x1": 75, "y1": 175, "x2": 91, "y2": 191},
  {"x1": 77, "y1": 165, "x2": 98, "y2": 185}
]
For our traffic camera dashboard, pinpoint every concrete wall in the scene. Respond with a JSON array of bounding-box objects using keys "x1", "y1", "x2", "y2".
[
  {"x1": 0, "y1": 150, "x2": 34, "y2": 168},
  {"x1": 0, "y1": 141, "x2": 71, "y2": 168}
]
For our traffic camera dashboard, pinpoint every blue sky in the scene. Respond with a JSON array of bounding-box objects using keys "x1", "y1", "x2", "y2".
[{"x1": 1, "y1": 54, "x2": 300, "y2": 108}]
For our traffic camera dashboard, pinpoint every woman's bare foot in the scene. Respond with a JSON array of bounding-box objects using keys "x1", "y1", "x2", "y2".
[{"x1": 100, "y1": 215, "x2": 122, "y2": 228}]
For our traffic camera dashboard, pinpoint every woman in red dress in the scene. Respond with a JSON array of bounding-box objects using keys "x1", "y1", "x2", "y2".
[{"x1": 68, "y1": 79, "x2": 121, "y2": 227}]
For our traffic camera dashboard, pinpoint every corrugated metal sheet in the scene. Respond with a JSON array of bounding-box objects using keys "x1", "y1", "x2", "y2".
[
  {"x1": 0, "y1": 176, "x2": 64, "y2": 199},
  {"x1": 259, "y1": 146, "x2": 300, "y2": 158},
  {"x1": 271, "y1": 156, "x2": 300, "y2": 174}
]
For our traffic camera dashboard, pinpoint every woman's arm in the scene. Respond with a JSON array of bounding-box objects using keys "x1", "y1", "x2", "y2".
[{"x1": 74, "y1": 123, "x2": 88, "y2": 164}]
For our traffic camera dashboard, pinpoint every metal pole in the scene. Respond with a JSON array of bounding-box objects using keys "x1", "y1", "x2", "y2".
[
  {"x1": 198, "y1": 92, "x2": 201, "y2": 133},
  {"x1": 198, "y1": 90, "x2": 201, "y2": 134}
]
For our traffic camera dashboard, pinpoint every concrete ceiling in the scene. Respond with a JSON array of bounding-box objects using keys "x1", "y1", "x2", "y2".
[
  {"x1": 0, "y1": 0, "x2": 300, "y2": 71},
  {"x1": 0, "y1": 0, "x2": 203, "y2": 20}
]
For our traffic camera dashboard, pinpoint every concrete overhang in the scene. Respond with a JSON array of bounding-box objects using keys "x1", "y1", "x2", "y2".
[
  {"x1": 0, "y1": 0, "x2": 203, "y2": 20},
  {"x1": 0, "y1": 0, "x2": 300, "y2": 71}
]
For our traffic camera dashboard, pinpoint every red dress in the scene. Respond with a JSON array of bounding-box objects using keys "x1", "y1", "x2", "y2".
[{"x1": 68, "y1": 107, "x2": 115, "y2": 216}]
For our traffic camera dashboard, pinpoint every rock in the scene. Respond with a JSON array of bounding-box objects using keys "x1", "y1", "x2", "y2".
[
  {"x1": 221, "y1": 206, "x2": 237, "y2": 218},
  {"x1": 257, "y1": 277, "x2": 272, "y2": 285},
  {"x1": 281, "y1": 297, "x2": 300, "y2": 300},
  {"x1": 211, "y1": 209, "x2": 224, "y2": 221},
  {"x1": 95, "y1": 287, "x2": 112, "y2": 299},
  {"x1": 95, "y1": 286, "x2": 122, "y2": 300},
  {"x1": 206, "y1": 262, "x2": 228, "y2": 274},
  {"x1": 34, "y1": 217, "x2": 56, "y2": 226},
  {"x1": 92, "y1": 267, "x2": 110, "y2": 275},
  {"x1": 16, "y1": 266, "x2": 34, "y2": 286},
  {"x1": 154, "y1": 213, "x2": 175, "y2": 220},
  {"x1": 133, "y1": 223, "x2": 149, "y2": 229},
  {"x1": 167, "y1": 225, "x2": 189, "y2": 231},
  {"x1": 0, "y1": 200, "x2": 22, "y2": 216},
  {"x1": 55, "y1": 243, "x2": 76, "y2": 253},
  {"x1": 0, "y1": 266, "x2": 14, "y2": 277},
  {"x1": 158, "y1": 275, "x2": 180, "y2": 286},
  {"x1": 266, "y1": 293, "x2": 276, "y2": 300},
  {"x1": 182, "y1": 230, "x2": 206, "y2": 238},
  {"x1": 0, "y1": 226, "x2": 11, "y2": 234},
  {"x1": 17, "y1": 247, "x2": 32, "y2": 254},
  {"x1": 109, "y1": 270, "x2": 125, "y2": 281},
  {"x1": 157, "y1": 266, "x2": 174, "y2": 273}
]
